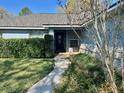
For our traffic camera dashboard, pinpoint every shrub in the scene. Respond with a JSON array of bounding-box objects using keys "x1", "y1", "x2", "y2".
[
  {"x1": 44, "y1": 35, "x2": 54, "y2": 58},
  {"x1": 54, "y1": 54, "x2": 105, "y2": 93},
  {"x1": 0, "y1": 38, "x2": 50, "y2": 58},
  {"x1": 54, "y1": 54, "x2": 123, "y2": 93}
]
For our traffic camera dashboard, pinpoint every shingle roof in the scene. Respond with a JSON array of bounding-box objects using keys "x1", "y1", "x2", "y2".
[
  {"x1": 0, "y1": 14, "x2": 70, "y2": 27},
  {"x1": 1, "y1": 0, "x2": 123, "y2": 28}
]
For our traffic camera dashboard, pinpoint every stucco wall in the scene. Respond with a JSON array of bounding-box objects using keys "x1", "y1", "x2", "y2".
[
  {"x1": 66, "y1": 30, "x2": 82, "y2": 52},
  {"x1": 30, "y1": 30, "x2": 48, "y2": 38},
  {"x1": 80, "y1": 12, "x2": 124, "y2": 55}
]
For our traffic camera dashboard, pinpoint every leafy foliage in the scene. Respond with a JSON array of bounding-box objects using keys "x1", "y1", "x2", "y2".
[
  {"x1": 0, "y1": 36, "x2": 54, "y2": 58},
  {"x1": 58, "y1": 0, "x2": 124, "y2": 92},
  {"x1": 0, "y1": 7, "x2": 13, "y2": 19},
  {"x1": 66, "y1": 0, "x2": 76, "y2": 13},
  {"x1": 54, "y1": 54, "x2": 105, "y2": 93},
  {"x1": 54, "y1": 54, "x2": 123, "y2": 93},
  {"x1": 19, "y1": 7, "x2": 32, "y2": 16},
  {"x1": 44, "y1": 35, "x2": 54, "y2": 58}
]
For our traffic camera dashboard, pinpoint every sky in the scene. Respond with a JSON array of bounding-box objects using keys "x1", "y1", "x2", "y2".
[
  {"x1": 0, "y1": 0, "x2": 59, "y2": 15},
  {"x1": 0, "y1": 0, "x2": 119, "y2": 16}
]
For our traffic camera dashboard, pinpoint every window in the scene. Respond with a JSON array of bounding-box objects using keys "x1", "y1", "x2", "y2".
[
  {"x1": 70, "y1": 39, "x2": 79, "y2": 47},
  {"x1": 2, "y1": 33, "x2": 29, "y2": 39}
]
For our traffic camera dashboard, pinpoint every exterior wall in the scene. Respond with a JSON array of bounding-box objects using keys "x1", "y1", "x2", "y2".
[
  {"x1": 66, "y1": 30, "x2": 82, "y2": 52},
  {"x1": 49, "y1": 29, "x2": 54, "y2": 36},
  {"x1": 30, "y1": 30, "x2": 48, "y2": 38},
  {"x1": 48, "y1": 29, "x2": 54, "y2": 52},
  {"x1": 79, "y1": 6, "x2": 124, "y2": 54},
  {"x1": 80, "y1": 11, "x2": 124, "y2": 55},
  {"x1": 80, "y1": 25, "x2": 95, "y2": 53},
  {"x1": 0, "y1": 29, "x2": 29, "y2": 33}
]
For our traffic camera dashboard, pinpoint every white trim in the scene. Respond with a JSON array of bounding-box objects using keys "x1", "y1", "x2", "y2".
[
  {"x1": 0, "y1": 25, "x2": 80, "y2": 29},
  {"x1": 0, "y1": 27, "x2": 47, "y2": 30},
  {"x1": 43, "y1": 25, "x2": 80, "y2": 28}
]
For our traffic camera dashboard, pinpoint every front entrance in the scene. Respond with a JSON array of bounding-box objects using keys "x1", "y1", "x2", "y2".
[{"x1": 54, "y1": 31, "x2": 66, "y2": 53}]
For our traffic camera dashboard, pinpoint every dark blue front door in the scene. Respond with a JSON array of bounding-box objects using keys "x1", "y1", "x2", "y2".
[{"x1": 55, "y1": 31, "x2": 66, "y2": 53}]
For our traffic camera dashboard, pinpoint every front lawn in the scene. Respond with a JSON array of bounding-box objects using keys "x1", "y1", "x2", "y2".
[{"x1": 0, "y1": 58, "x2": 54, "y2": 93}]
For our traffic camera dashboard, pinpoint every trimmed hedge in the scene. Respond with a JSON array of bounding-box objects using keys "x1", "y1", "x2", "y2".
[
  {"x1": 44, "y1": 35, "x2": 54, "y2": 58},
  {"x1": 0, "y1": 35, "x2": 54, "y2": 58}
]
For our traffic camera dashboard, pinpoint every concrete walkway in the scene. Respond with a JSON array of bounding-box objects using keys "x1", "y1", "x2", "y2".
[{"x1": 27, "y1": 54, "x2": 71, "y2": 93}]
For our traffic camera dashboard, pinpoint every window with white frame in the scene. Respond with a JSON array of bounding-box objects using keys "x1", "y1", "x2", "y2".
[
  {"x1": 2, "y1": 33, "x2": 29, "y2": 39},
  {"x1": 69, "y1": 39, "x2": 79, "y2": 47}
]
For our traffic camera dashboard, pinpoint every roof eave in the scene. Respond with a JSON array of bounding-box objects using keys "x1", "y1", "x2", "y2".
[
  {"x1": 0, "y1": 26, "x2": 48, "y2": 30},
  {"x1": 43, "y1": 24, "x2": 81, "y2": 28}
]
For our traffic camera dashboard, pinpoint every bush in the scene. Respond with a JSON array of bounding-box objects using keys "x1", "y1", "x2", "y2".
[
  {"x1": 44, "y1": 35, "x2": 54, "y2": 58},
  {"x1": 54, "y1": 54, "x2": 105, "y2": 93},
  {"x1": 0, "y1": 37, "x2": 54, "y2": 58},
  {"x1": 54, "y1": 54, "x2": 123, "y2": 93}
]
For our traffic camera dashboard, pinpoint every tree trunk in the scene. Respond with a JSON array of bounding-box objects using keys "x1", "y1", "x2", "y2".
[
  {"x1": 121, "y1": 52, "x2": 124, "y2": 92},
  {"x1": 111, "y1": 81, "x2": 118, "y2": 93},
  {"x1": 104, "y1": 57, "x2": 118, "y2": 93}
]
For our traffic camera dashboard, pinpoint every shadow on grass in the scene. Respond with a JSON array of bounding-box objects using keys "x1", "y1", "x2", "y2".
[
  {"x1": 2, "y1": 60, "x2": 14, "y2": 71},
  {"x1": 0, "y1": 58, "x2": 54, "y2": 93}
]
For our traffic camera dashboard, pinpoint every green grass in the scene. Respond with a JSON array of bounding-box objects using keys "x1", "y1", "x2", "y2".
[{"x1": 0, "y1": 58, "x2": 54, "y2": 93}]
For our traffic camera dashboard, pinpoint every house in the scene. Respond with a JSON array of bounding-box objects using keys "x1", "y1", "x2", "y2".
[
  {"x1": 0, "y1": 14, "x2": 84, "y2": 53},
  {"x1": 0, "y1": 1, "x2": 123, "y2": 53}
]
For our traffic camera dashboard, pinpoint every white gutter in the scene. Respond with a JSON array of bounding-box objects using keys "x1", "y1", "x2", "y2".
[
  {"x1": 43, "y1": 25, "x2": 81, "y2": 28},
  {"x1": 0, "y1": 25, "x2": 81, "y2": 30},
  {"x1": 0, "y1": 27, "x2": 48, "y2": 30}
]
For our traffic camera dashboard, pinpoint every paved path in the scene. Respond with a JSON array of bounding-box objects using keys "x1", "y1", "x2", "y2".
[{"x1": 27, "y1": 54, "x2": 71, "y2": 93}]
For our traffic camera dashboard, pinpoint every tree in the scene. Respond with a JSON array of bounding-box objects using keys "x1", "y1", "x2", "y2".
[
  {"x1": 66, "y1": 0, "x2": 76, "y2": 13},
  {"x1": 0, "y1": 7, "x2": 12, "y2": 19},
  {"x1": 58, "y1": 0, "x2": 124, "y2": 92},
  {"x1": 19, "y1": 7, "x2": 32, "y2": 16}
]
